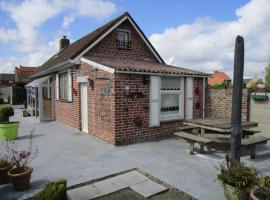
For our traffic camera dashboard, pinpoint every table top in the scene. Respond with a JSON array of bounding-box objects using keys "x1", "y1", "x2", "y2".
[{"x1": 183, "y1": 118, "x2": 258, "y2": 132}]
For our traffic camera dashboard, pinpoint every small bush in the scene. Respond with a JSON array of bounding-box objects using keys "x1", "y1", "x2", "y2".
[
  {"x1": 213, "y1": 83, "x2": 227, "y2": 89},
  {"x1": 27, "y1": 180, "x2": 67, "y2": 200},
  {"x1": 0, "y1": 106, "x2": 14, "y2": 122}
]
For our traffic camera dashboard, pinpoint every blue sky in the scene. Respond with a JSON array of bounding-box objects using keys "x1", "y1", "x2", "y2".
[{"x1": 0, "y1": 0, "x2": 269, "y2": 78}]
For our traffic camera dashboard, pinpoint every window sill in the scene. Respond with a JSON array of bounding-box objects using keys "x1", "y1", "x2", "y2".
[
  {"x1": 57, "y1": 99, "x2": 73, "y2": 103},
  {"x1": 160, "y1": 115, "x2": 183, "y2": 122},
  {"x1": 116, "y1": 46, "x2": 131, "y2": 50}
]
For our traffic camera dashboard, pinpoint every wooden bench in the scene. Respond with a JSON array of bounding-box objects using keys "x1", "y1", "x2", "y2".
[
  {"x1": 174, "y1": 132, "x2": 214, "y2": 155},
  {"x1": 176, "y1": 126, "x2": 199, "y2": 133},
  {"x1": 242, "y1": 136, "x2": 270, "y2": 159},
  {"x1": 203, "y1": 134, "x2": 230, "y2": 143},
  {"x1": 242, "y1": 129, "x2": 261, "y2": 138}
]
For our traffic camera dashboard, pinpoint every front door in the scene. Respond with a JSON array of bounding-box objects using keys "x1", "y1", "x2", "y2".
[{"x1": 80, "y1": 83, "x2": 88, "y2": 133}]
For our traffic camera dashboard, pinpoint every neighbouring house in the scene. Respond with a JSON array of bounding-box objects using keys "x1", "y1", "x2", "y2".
[
  {"x1": 12, "y1": 66, "x2": 38, "y2": 105},
  {"x1": 27, "y1": 12, "x2": 210, "y2": 145},
  {"x1": 208, "y1": 71, "x2": 231, "y2": 87},
  {"x1": 15, "y1": 66, "x2": 38, "y2": 84},
  {"x1": 0, "y1": 73, "x2": 15, "y2": 103},
  {"x1": 245, "y1": 75, "x2": 264, "y2": 89}
]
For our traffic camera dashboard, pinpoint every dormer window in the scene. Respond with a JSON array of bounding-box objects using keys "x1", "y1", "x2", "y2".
[{"x1": 116, "y1": 29, "x2": 131, "y2": 48}]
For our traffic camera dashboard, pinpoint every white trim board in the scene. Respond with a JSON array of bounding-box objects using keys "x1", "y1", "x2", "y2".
[
  {"x1": 73, "y1": 16, "x2": 163, "y2": 64},
  {"x1": 80, "y1": 58, "x2": 115, "y2": 73}
]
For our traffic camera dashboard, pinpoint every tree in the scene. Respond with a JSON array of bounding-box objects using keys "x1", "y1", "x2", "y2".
[{"x1": 265, "y1": 64, "x2": 270, "y2": 87}]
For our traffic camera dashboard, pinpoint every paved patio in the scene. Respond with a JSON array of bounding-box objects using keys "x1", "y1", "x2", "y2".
[{"x1": 1, "y1": 107, "x2": 270, "y2": 200}]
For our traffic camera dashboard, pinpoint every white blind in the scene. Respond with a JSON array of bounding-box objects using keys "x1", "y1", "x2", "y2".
[
  {"x1": 149, "y1": 76, "x2": 160, "y2": 127},
  {"x1": 55, "y1": 73, "x2": 59, "y2": 100}
]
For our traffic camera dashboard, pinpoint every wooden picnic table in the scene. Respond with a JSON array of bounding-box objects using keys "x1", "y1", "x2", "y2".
[{"x1": 183, "y1": 118, "x2": 258, "y2": 133}]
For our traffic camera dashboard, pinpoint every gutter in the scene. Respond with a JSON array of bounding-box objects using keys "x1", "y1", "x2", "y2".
[
  {"x1": 31, "y1": 60, "x2": 74, "y2": 78},
  {"x1": 203, "y1": 77, "x2": 206, "y2": 118},
  {"x1": 115, "y1": 70, "x2": 211, "y2": 78}
]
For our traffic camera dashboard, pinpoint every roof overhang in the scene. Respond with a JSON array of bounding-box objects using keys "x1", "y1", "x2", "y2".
[
  {"x1": 80, "y1": 57, "x2": 211, "y2": 78},
  {"x1": 31, "y1": 60, "x2": 74, "y2": 78},
  {"x1": 25, "y1": 75, "x2": 51, "y2": 87}
]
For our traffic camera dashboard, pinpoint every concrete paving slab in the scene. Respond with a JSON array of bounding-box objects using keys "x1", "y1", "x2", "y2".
[
  {"x1": 116, "y1": 171, "x2": 149, "y2": 186},
  {"x1": 92, "y1": 176, "x2": 128, "y2": 195},
  {"x1": 67, "y1": 185, "x2": 103, "y2": 200},
  {"x1": 1, "y1": 107, "x2": 270, "y2": 200},
  {"x1": 130, "y1": 179, "x2": 168, "y2": 198}
]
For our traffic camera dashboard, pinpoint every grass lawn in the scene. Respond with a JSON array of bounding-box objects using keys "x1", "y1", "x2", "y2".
[
  {"x1": 0, "y1": 104, "x2": 10, "y2": 109},
  {"x1": 95, "y1": 188, "x2": 192, "y2": 200}
]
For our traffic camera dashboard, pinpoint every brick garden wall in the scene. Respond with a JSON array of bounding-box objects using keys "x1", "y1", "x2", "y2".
[{"x1": 205, "y1": 88, "x2": 249, "y2": 121}]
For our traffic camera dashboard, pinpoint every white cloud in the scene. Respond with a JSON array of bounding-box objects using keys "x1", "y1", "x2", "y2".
[
  {"x1": 62, "y1": 15, "x2": 75, "y2": 29},
  {"x1": 0, "y1": 0, "x2": 116, "y2": 72},
  {"x1": 149, "y1": 0, "x2": 270, "y2": 78}
]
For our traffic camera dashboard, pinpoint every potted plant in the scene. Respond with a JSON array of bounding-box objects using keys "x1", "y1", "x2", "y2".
[
  {"x1": 0, "y1": 106, "x2": 19, "y2": 141},
  {"x1": 218, "y1": 156, "x2": 259, "y2": 200},
  {"x1": 250, "y1": 176, "x2": 270, "y2": 200},
  {"x1": 8, "y1": 130, "x2": 38, "y2": 191},
  {"x1": 0, "y1": 142, "x2": 12, "y2": 184}
]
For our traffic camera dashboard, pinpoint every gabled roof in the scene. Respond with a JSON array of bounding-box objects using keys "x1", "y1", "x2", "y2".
[
  {"x1": 34, "y1": 12, "x2": 164, "y2": 77},
  {"x1": 208, "y1": 71, "x2": 231, "y2": 86},
  {"x1": 82, "y1": 55, "x2": 211, "y2": 77}
]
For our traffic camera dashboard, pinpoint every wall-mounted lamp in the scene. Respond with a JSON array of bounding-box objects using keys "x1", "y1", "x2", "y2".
[
  {"x1": 88, "y1": 78, "x2": 94, "y2": 90},
  {"x1": 143, "y1": 76, "x2": 150, "y2": 85}
]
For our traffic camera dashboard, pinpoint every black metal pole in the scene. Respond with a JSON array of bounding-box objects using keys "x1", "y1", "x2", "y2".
[{"x1": 231, "y1": 36, "x2": 245, "y2": 161}]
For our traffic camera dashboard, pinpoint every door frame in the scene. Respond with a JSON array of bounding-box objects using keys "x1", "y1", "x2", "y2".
[{"x1": 80, "y1": 83, "x2": 89, "y2": 133}]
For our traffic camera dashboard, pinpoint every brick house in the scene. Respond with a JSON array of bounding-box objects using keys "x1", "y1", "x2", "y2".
[
  {"x1": 27, "y1": 12, "x2": 210, "y2": 145},
  {"x1": 208, "y1": 71, "x2": 231, "y2": 87},
  {"x1": 15, "y1": 66, "x2": 38, "y2": 84}
]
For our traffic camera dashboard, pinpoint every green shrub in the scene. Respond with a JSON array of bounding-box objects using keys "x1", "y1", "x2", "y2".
[
  {"x1": 264, "y1": 176, "x2": 270, "y2": 187},
  {"x1": 254, "y1": 187, "x2": 270, "y2": 200},
  {"x1": 27, "y1": 180, "x2": 67, "y2": 200},
  {"x1": 213, "y1": 83, "x2": 227, "y2": 89},
  {"x1": 0, "y1": 106, "x2": 14, "y2": 122}
]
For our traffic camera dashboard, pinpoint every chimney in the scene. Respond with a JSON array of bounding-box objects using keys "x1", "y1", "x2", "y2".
[{"x1": 59, "y1": 36, "x2": 70, "y2": 50}]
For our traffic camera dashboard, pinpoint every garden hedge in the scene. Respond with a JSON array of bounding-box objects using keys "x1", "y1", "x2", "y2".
[{"x1": 27, "y1": 180, "x2": 67, "y2": 200}]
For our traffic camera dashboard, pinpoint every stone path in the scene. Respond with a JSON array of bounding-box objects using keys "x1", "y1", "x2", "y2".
[{"x1": 67, "y1": 171, "x2": 168, "y2": 200}]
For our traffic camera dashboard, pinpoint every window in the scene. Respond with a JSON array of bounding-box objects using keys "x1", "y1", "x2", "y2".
[
  {"x1": 160, "y1": 77, "x2": 183, "y2": 120},
  {"x1": 42, "y1": 80, "x2": 51, "y2": 100},
  {"x1": 116, "y1": 30, "x2": 130, "y2": 48},
  {"x1": 59, "y1": 72, "x2": 69, "y2": 100}
]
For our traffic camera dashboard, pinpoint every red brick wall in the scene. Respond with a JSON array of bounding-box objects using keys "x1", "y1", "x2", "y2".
[
  {"x1": 86, "y1": 20, "x2": 158, "y2": 62},
  {"x1": 79, "y1": 61, "x2": 116, "y2": 143},
  {"x1": 205, "y1": 88, "x2": 249, "y2": 121},
  {"x1": 114, "y1": 74, "x2": 183, "y2": 145},
  {"x1": 193, "y1": 78, "x2": 204, "y2": 119},
  {"x1": 55, "y1": 69, "x2": 80, "y2": 129}
]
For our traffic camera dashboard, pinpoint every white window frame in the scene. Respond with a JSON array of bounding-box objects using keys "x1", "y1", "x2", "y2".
[
  {"x1": 160, "y1": 77, "x2": 184, "y2": 121},
  {"x1": 58, "y1": 70, "x2": 72, "y2": 101}
]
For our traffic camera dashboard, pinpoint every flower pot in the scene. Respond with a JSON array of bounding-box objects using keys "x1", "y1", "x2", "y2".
[
  {"x1": 0, "y1": 122, "x2": 19, "y2": 141},
  {"x1": 8, "y1": 166, "x2": 33, "y2": 191},
  {"x1": 250, "y1": 188, "x2": 270, "y2": 200},
  {"x1": 224, "y1": 184, "x2": 248, "y2": 200},
  {"x1": 0, "y1": 165, "x2": 11, "y2": 184}
]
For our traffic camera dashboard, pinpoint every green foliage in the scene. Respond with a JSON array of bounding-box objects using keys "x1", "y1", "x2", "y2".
[
  {"x1": 218, "y1": 158, "x2": 259, "y2": 193},
  {"x1": 265, "y1": 64, "x2": 270, "y2": 86},
  {"x1": 27, "y1": 180, "x2": 67, "y2": 200},
  {"x1": 264, "y1": 176, "x2": 270, "y2": 187},
  {"x1": 12, "y1": 85, "x2": 26, "y2": 105},
  {"x1": 0, "y1": 159, "x2": 8, "y2": 168},
  {"x1": 254, "y1": 187, "x2": 270, "y2": 200},
  {"x1": 213, "y1": 83, "x2": 227, "y2": 89},
  {"x1": 0, "y1": 106, "x2": 14, "y2": 122}
]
